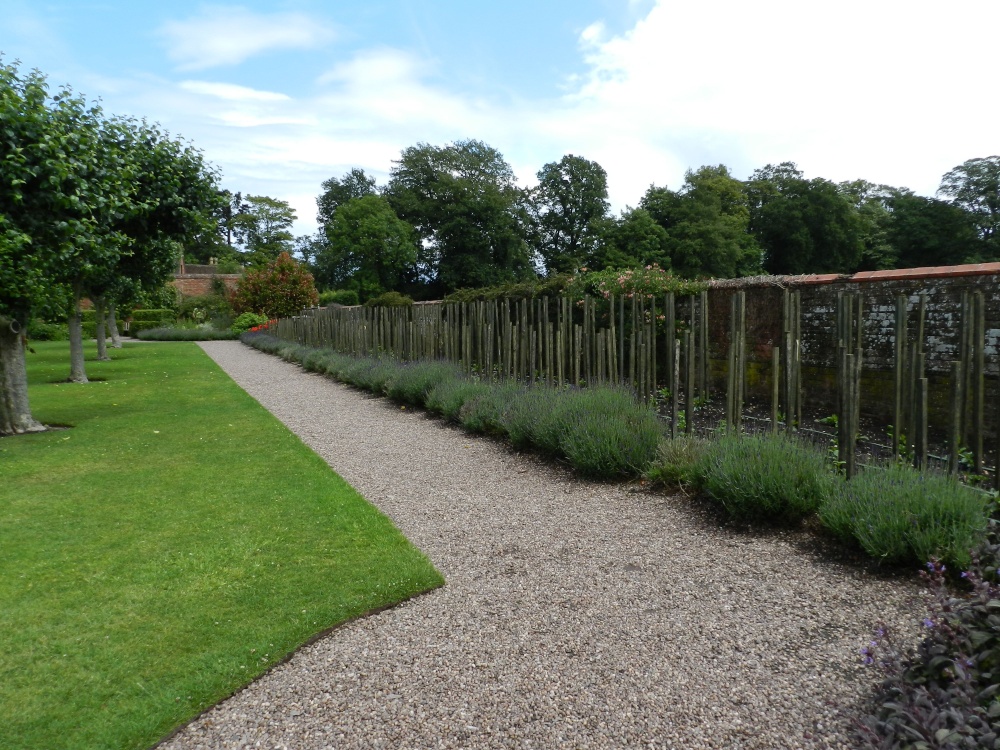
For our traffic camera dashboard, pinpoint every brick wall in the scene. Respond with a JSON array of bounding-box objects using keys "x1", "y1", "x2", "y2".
[
  {"x1": 170, "y1": 273, "x2": 242, "y2": 297},
  {"x1": 704, "y1": 262, "x2": 1000, "y2": 435}
]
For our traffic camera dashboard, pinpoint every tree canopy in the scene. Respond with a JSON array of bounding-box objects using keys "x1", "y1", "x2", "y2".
[
  {"x1": 233, "y1": 194, "x2": 297, "y2": 267},
  {"x1": 385, "y1": 140, "x2": 535, "y2": 294},
  {"x1": 316, "y1": 168, "x2": 378, "y2": 228},
  {"x1": 639, "y1": 165, "x2": 761, "y2": 279},
  {"x1": 746, "y1": 163, "x2": 863, "y2": 275},
  {"x1": 315, "y1": 195, "x2": 418, "y2": 301},
  {"x1": 937, "y1": 156, "x2": 1000, "y2": 259},
  {"x1": 528, "y1": 154, "x2": 610, "y2": 275}
]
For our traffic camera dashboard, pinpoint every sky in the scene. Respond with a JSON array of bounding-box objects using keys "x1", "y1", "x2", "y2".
[{"x1": 3, "y1": 0, "x2": 998, "y2": 237}]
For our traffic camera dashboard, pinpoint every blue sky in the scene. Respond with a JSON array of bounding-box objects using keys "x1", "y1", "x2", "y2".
[{"x1": 4, "y1": 1, "x2": 999, "y2": 236}]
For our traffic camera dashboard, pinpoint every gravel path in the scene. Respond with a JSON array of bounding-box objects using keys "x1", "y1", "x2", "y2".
[{"x1": 163, "y1": 340, "x2": 922, "y2": 749}]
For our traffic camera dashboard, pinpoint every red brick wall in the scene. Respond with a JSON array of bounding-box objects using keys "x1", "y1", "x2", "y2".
[{"x1": 170, "y1": 274, "x2": 242, "y2": 297}]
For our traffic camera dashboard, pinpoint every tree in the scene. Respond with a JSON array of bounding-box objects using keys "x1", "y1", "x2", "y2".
[
  {"x1": 837, "y1": 180, "x2": 896, "y2": 271},
  {"x1": 232, "y1": 195, "x2": 296, "y2": 267},
  {"x1": 937, "y1": 156, "x2": 1000, "y2": 258},
  {"x1": 528, "y1": 154, "x2": 610, "y2": 275},
  {"x1": 231, "y1": 251, "x2": 318, "y2": 318},
  {"x1": 746, "y1": 162, "x2": 863, "y2": 275},
  {"x1": 316, "y1": 168, "x2": 377, "y2": 227},
  {"x1": 54, "y1": 117, "x2": 222, "y2": 380},
  {"x1": 590, "y1": 208, "x2": 670, "y2": 271},
  {"x1": 315, "y1": 195, "x2": 418, "y2": 301},
  {"x1": 0, "y1": 61, "x2": 125, "y2": 431},
  {"x1": 88, "y1": 119, "x2": 223, "y2": 362},
  {"x1": 886, "y1": 191, "x2": 981, "y2": 268},
  {"x1": 641, "y1": 166, "x2": 761, "y2": 279},
  {"x1": 185, "y1": 188, "x2": 242, "y2": 265},
  {"x1": 385, "y1": 140, "x2": 534, "y2": 294}
]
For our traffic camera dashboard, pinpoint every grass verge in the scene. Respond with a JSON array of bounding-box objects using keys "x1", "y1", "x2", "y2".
[{"x1": 0, "y1": 341, "x2": 443, "y2": 750}]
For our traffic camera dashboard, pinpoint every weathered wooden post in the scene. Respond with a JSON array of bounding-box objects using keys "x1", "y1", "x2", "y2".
[
  {"x1": 771, "y1": 346, "x2": 780, "y2": 435},
  {"x1": 950, "y1": 361, "x2": 964, "y2": 474}
]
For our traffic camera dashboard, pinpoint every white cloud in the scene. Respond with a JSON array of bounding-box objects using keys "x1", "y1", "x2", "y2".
[
  {"x1": 179, "y1": 81, "x2": 290, "y2": 101},
  {"x1": 98, "y1": 0, "x2": 1000, "y2": 237},
  {"x1": 158, "y1": 6, "x2": 335, "y2": 71},
  {"x1": 553, "y1": 0, "x2": 1000, "y2": 198}
]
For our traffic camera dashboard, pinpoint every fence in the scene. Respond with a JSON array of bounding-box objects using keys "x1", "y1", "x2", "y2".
[{"x1": 272, "y1": 265, "x2": 1000, "y2": 487}]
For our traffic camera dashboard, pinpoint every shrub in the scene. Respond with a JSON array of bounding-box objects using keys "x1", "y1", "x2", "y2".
[
  {"x1": 458, "y1": 384, "x2": 519, "y2": 435},
  {"x1": 178, "y1": 293, "x2": 231, "y2": 323},
  {"x1": 819, "y1": 466, "x2": 989, "y2": 569},
  {"x1": 339, "y1": 357, "x2": 398, "y2": 393},
  {"x1": 231, "y1": 312, "x2": 269, "y2": 334},
  {"x1": 646, "y1": 435, "x2": 711, "y2": 488},
  {"x1": 384, "y1": 361, "x2": 461, "y2": 406},
  {"x1": 498, "y1": 385, "x2": 661, "y2": 477},
  {"x1": 499, "y1": 387, "x2": 554, "y2": 452},
  {"x1": 318, "y1": 290, "x2": 360, "y2": 307},
  {"x1": 27, "y1": 319, "x2": 68, "y2": 341},
  {"x1": 556, "y1": 387, "x2": 662, "y2": 478},
  {"x1": 231, "y1": 252, "x2": 319, "y2": 319},
  {"x1": 363, "y1": 291, "x2": 413, "y2": 308},
  {"x1": 137, "y1": 327, "x2": 240, "y2": 341},
  {"x1": 300, "y1": 348, "x2": 338, "y2": 374},
  {"x1": 855, "y1": 554, "x2": 1000, "y2": 748},
  {"x1": 698, "y1": 434, "x2": 832, "y2": 523},
  {"x1": 426, "y1": 379, "x2": 490, "y2": 421},
  {"x1": 129, "y1": 309, "x2": 176, "y2": 323}
]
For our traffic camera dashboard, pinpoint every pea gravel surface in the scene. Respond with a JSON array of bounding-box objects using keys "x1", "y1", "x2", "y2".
[{"x1": 164, "y1": 340, "x2": 924, "y2": 750}]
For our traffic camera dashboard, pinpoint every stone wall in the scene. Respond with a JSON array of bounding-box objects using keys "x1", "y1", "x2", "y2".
[{"x1": 704, "y1": 262, "x2": 1000, "y2": 436}]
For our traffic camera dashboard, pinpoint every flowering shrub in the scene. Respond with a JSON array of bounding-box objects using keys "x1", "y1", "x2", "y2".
[
  {"x1": 567, "y1": 265, "x2": 706, "y2": 302},
  {"x1": 855, "y1": 551, "x2": 1000, "y2": 748},
  {"x1": 231, "y1": 252, "x2": 319, "y2": 319},
  {"x1": 443, "y1": 267, "x2": 705, "y2": 306}
]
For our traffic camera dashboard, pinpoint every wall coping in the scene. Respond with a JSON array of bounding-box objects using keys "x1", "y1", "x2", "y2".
[
  {"x1": 173, "y1": 273, "x2": 244, "y2": 280},
  {"x1": 707, "y1": 262, "x2": 1000, "y2": 289}
]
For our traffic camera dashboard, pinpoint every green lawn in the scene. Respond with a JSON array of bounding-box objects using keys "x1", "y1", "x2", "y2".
[{"x1": 0, "y1": 341, "x2": 443, "y2": 750}]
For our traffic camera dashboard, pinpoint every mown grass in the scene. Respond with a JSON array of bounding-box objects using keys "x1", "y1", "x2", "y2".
[{"x1": 0, "y1": 341, "x2": 443, "y2": 750}]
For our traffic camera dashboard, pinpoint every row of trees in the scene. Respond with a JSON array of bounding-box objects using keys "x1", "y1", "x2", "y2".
[
  {"x1": 1, "y1": 61, "x2": 223, "y2": 435},
  {"x1": 301, "y1": 141, "x2": 1000, "y2": 301}
]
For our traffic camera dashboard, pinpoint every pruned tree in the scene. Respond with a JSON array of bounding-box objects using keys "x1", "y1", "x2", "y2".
[{"x1": 0, "y1": 61, "x2": 128, "y2": 424}]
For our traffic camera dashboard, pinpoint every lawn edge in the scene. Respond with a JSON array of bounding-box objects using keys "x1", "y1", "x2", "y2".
[{"x1": 150, "y1": 580, "x2": 445, "y2": 749}]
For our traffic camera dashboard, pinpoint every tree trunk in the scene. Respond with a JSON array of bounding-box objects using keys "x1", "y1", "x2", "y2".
[
  {"x1": 107, "y1": 301, "x2": 122, "y2": 348},
  {"x1": 68, "y1": 287, "x2": 89, "y2": 383},
  {"x1": 95, "y1": 297, "x2": 110, "y2": 361},
  {"x1": 0, "y1": 316, "x2": 44, "y2": 435}
]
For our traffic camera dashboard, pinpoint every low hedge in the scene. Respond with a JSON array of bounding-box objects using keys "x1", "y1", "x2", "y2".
[
  {"x1": 242, "y1": 333, "x2": 660, "y2": 479},
  {"x1": 698, "y1": 434, "x2": 833, "y2": 524},
  {"x1": 136, "y1": 327, "x2": 240, "y2": 341},
  {"x1": 240, "y1": 333, "x2": 992, "y2": 565},
  {"x1": 819, "y1": 465, "x2": 989, "y2": 570},
  {"x1": 318, "y1": 290, "x2": 360, "y2": 307},
  {"x1": 130, "y1": 308, "x2": 176, "y2": 323}
]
